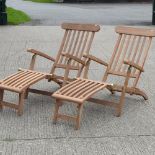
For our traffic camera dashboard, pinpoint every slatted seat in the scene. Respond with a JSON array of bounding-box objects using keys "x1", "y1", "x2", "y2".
[
  {"x1": 53, "y1": 78, "x2": 110, "y2": 103},
  {"x1": 0, "y1": 70, "x2": 47, "y2": 93},
  {"x1": 52, "y1": 26, "x2": 155, "y2": 130}
]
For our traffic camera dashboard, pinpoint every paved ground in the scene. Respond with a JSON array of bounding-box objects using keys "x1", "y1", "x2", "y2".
[
  {"x1": 6, "y1": 1, "x2": 152, "y2": 26},
  {"x1": 0, "y1": 26, "x2": 155, "y2": 154}
]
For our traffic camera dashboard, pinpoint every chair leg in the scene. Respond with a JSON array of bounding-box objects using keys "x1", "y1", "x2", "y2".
[
  {"x1": 0, "y1": 89, "x2": 4, "y2": 110},
  {"x1": 116, "y1": 66, "x2": 131, "y2": 117},
  {"x1": 116, "y1": 88, "x2": 126, "y2": 117},
  {"x1": 53, "y1": 99, "x2": 62, "y2": 124},
  {"x1": 134, "y1": 88, "x2": 148, "y2": 100},
  {"x1": 17, "y1": 92, "x2": 25, "y2": 116},
  {"x1": 75, "y1": 103, "x2": 84, "y2": 130},
  {"x1": 24, "y1": 88, "x2": 29, "y2": 99}
]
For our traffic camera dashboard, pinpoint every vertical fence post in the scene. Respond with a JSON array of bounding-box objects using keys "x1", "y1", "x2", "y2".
[
  {"x1": 153, "y1": 0, "x2": 155, "y2": 25},
  {"x1": 0, "y1": 0, "x2": 7, "y2": 25}
]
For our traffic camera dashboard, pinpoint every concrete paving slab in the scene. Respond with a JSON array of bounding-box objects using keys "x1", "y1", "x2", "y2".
[{"x1": 1, "y1": 136, "x2": 155, "y2": 155}]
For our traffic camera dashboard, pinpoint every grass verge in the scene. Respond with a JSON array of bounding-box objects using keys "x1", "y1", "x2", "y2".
[
  {"x1": 25, "y1": 0, "x2": 55, "y2": 3},
  {"x1": 7, "y1": 7, "x2": 31, "y2": 25}
]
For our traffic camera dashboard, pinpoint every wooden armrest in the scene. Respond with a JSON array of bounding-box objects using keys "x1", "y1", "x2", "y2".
[
  {"x1": 62, "y1": 53, "x2": 86, "y2": 65},
  {"x1": 27, "y1": 48, "x2": 55, "y2": 62},
  {"x1": 83, "y1": 54, "x2": 108, "y2": 66},
  {"x1": 124, "y1": 60, "x2": 144, "y2": 72}
]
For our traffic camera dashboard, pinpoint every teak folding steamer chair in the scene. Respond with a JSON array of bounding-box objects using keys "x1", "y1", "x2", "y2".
[
  {"x1": 52, "y1": 26, "x2": 155, "y2": 129},
  {"x1": 0, "y1": 23, "x2": 100, "y2": 115}
]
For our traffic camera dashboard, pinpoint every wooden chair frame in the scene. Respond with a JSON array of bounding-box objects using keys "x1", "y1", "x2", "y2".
[
  {"x1": 28, "y1": 23, "x2": 100, "y2": 94},
  {"x1": 0, "y1": 23, "x2": 100, "y2": 115},
  {"x1": 52, "y1": 26, "x2": 155, "y2": 129}
]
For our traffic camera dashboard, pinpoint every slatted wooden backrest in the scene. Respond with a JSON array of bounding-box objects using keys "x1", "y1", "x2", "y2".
[
  {"x1": 51, "y1": 23, "x2": 100, "y2": 75},
  {"x1": 104, "y1": 26, "x2": 155, "y2": 87}
]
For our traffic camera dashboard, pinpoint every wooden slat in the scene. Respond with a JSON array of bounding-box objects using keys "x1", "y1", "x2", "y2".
[
  {"x1": 88, "y1": 98, "x2": 118, "y2": 108},
  {"x1": 74, "y1": 82, "x2": 99, "y2": 98},
  {"x1": 71, "y1": 31, "x2": 80, "y2": 56},
  {"x1": 116, "y1": 26, "x2": 155, "y2": 37},
  {"x1": 112, "y1": 34, "x2": 126, "y2": 71},
  {"x1": 27, "y1": 49, "x2": 55, "y2": 62},
  {"x1": 3, "y1": 71, "x2": 27, "y2": 85},
  {"x1": 21, "y1": 75, "x2": 46, "y2": 90},
  {"x1": 9, "y1": 72, "x2": 38, "y2": 87},
  {"x1": 55, "y1": 30, "x2": 69, "y2": 64},
  {"x1": 58, "y1": 30, "x2": 71, "y2": 64},
  {"x1": 131, "y1": 37, "x2": 141, "y2": 62},
  {"x1": 1, "y1": 101, "x2": 19, "y2": 109},
  {"x1": 4, "y1": 72, "x2": 30, "y2": 86},
  {"x1": 50, "y1": 74, "x2": 74, "y2": 84},
  {"x1": 57, "y1": 114, "x2": 77, "y2": 121},
  {"x1": 52, "y1": 93, "x2": 83, "y2": 103},
  {"x1": 122, "y1": 35, "x2": 136, "y2": 72},
  {"x1": 28, "y1": 88, "x2": 53, "y2": 96},
  {"x1": 55, "y1": 64, "x2": 79, "y2": 70},
  {"x1": 63, "y1": 30, "x2": 72, "y2": 52},
  {"x1": 11, "y1": 72, "x2": 39, "y2": 87},
  {"x1": 68, "y1": 30, "x2": 76, "y2": 54},
  {"x1": 59, "y1": 79, "x2": 83, "y2": 94},
  {"x1": 79, "y1": 31, "x2": 89, "y2": 59},
  {"x1": 18, "y1": 68, "x2": 46, "y2": 75},
  {"x1": 80, "y1": 83, "x2": 104, "y2": 98},
  {"x1": 141, "y1": 37, "x2": 152, "y2": 68},
  {"x1": 108, "y1": 34, "x2": 122, "y2": 70},
  {"x1": 85, "y1": 32, "x2": 95, "y2": 55},
  {"x1": 18, "y1": 74, "x2": 44, "y2": 88},
  {"x1": 67, "y1": 81, "x2": 93, "y2": 97},
  {"x1": 133, "y1": 37, "x2": 152, "y2": 87},
  {"x1": 74, "y1": 31, "x2": 90, "y2": 66},
  {"x1": 108, "y1": 70, "x2": 137, "y2": 78},
  {"x1": 61, "y1": 23, "x2": 100, "y2": 32},
  {"x1": 117, "y1": 35, "x2": 131, "y2": 72},
  {"x1": 70, "y1": 31, "x2": 81, "y2": 65},
  {"x1": 0, "y1": 84, "x2": 21, "y2": 92},
  {"x1": 133, "y1": 37, "x2": 146, "y2": 74},
  {"x1": 72, "y1": 31, "x2": 85, "y2": 66},
  {"x1": 64, "y1": 31, "x2": 76, "y2": 64},
  {"x1": 62, "y1": 80, "x2": 86, "y2": 96},
  {"x1": 3, "y1": 71, "x2": 23, "y2": 82}
]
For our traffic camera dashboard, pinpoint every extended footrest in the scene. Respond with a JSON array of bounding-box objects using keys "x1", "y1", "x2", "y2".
[
  {"x1": 53, "y1": 78, "x2": 110, "y2": 103},
  {"x1": 52, "y1": 78, "x2": 112, "y2": 129},
  {"x1": 0, "y1": 69, "x2": 47, "y2": 92},
  {"x1": 0, "y1": 69, "x2": 48, "y2": 115}
]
